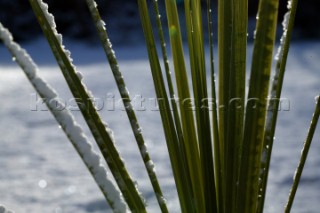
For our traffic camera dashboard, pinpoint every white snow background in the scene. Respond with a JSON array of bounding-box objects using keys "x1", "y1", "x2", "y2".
[{"x1": 0, "y1": 38, "x2": 319, "y2": 213}]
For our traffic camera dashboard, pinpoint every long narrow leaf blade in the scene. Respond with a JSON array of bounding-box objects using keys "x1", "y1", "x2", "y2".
[
  {"x1": 164, "y1": 0, "x2": 206, "y2": 211},
  {"x1": 151, "y1": 0, "x2": 185, "y2": 146},
  {"x1": 184, "y1": 1, "x2": 216, "y2": 211},
  {"x1": 206, "y1": 0, "x2": 222, "y2": 211},
  {"x1": 137, "y1": 0, "x2": 195, "y2": 211},
  {"x1": 29, "y1": 1, "x2": 146, "y2": 211},
  {"x1": 285, "y1": 96, "x2": 320, "y2": 212},
  {"x1": 0, "y1": 23, "x2": 128, "y2": 212},
  {"x1": 84, "y1": 1, "x2": 168, "y2": 211},
  {"x1": 218, "y1": 0, "x2": 247, "y2": 211},
  {"x1": 258, "y1": 0, "x2": 300, "y2": 211},
  {"x1": 238, "y1": 0, "x2": 279, "y2": 212}
]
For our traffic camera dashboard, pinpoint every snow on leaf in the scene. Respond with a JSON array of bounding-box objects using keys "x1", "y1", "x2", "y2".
[{"x1": 0, "y1": 22, "x2": 128, "y2": 213}]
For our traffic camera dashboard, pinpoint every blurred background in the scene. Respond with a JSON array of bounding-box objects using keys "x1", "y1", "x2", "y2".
[{"x1": 0, "y1": 0, "x2": 319, "y2": 44}]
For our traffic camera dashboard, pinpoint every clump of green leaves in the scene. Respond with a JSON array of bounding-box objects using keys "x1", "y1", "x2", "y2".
[{"x1": 1, "y1": 0, "x2": 319, "y2": 212}]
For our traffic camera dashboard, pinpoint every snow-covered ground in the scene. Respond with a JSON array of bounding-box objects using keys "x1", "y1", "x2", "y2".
[{"x1": 0, "y1": 39, "x2": 319, "y2": 213}]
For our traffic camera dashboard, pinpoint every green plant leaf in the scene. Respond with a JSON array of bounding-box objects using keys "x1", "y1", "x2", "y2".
[
  {"x1": 137, "y1": 0, "x2": 195, "y2": 211},
  {"x1": 29, "y1": 0, "x2": 146, "y2": 211},
  {"x1": 164, "y1": 0, "x2": 207, "y2": 211},
  {"x1": 258, "y1": 0, "x2": 300, "y2": 211},
  {"x1": 84, "y1": 0, "x2": 168, "y2": 211},
  {"x1": 218, "y1": 0, "x2": 247, "y2": 211},
  {"x1": 285, "y1": 96, "x2": 320, "y2": 212},
  {"x1": 184, "y1": 1, "x2": 216, "y2": 211},
  {"x1": 238, "y1": 0, "x2": 279, "y2": 212}
]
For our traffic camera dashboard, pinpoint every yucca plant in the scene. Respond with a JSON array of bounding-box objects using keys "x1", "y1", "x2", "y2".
[{"x1": 0, "y1": 0, "x2": 319, "y2": 212}]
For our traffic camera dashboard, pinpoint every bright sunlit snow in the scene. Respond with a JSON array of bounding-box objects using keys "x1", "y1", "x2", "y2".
[{"x1": 0, "y1": 39, "x2": 319, "y2": 212}]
